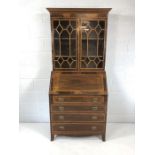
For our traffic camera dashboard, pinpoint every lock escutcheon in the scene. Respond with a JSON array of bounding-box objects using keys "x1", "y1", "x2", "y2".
[
  {"x1": 58, "y1": 115, "x2": 64, "y2": 120},
  {"x1": 59, "y1": 126, "x2": 64, "y2": 130},
  {"x1": 91, "y1": 126, "x2": 97, "y2": 130},
  {"x1": 58, "y1": 97, "x2": 64, "y2": 102},
  {"x1": 92, "y1": 116, "x2": 98, "y2": 120},
  {"x1": 58, "y1": 106, "x2": 64, "y2": 111},
  {"x1": 93, "y1": 97, "x2": 98, "y2": 102},
  {"x1": 91, "y1": 106, "x2": 98, "y2": 110}
]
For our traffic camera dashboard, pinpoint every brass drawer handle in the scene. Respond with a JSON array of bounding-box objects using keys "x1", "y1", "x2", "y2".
[
  {"x1": 93, "y1": 98, "x2": 98, "y2": 102},
  {"x1": 59, "y1": 126, "x2": 64, "y2": 130},
  {"x1": 92, "y1": 116, "x2": 98, "y2": 120},
  {"x1": 58, "y1": 97, "x2": 64, "y2": 102},
  {"x1": 91, "y1": 106, "x2": 98, "y2": 111},
  {"x1": 58, "y1": 106, "x2": 64, "y2": 111},
  {"x1": 91, "y1": 126, "x2": 97, "y2": 130},
  {"x1": 58, "y1": 115, "x2": 64, "y2": 120}
]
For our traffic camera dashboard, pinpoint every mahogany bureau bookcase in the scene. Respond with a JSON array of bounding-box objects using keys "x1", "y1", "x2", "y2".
[{"x1": 47, "y1": 8, "x2": 112, "y2": 141}]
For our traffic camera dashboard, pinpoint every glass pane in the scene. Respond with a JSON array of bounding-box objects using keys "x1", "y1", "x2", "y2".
[
  {"x1": 85, "y1": 57, "x2": 90, "y2": 64},
  {"x1": 99, "y1": 21, "x2": 105, "y2": 29},
  {"x1": 98, "y1": 61, "x2": 103, "y2": 68},
  {"x1": 88, "y1": 61, "x2": 96, "y2": 68},
  {"x1": 71, "y1": 30, "x2": 76, "y2": 38},
  {"x1": 81, "y1": 61, "x2": 86, "y2": 68},
  {"x1": 55, "y1": 57, "x2": 59, "y2": 60},
  {"x1": 58, "y1": 57, "x2": 63, "y2": 64},
  {"x1": 99, "y1": 30, "x2": 104, "y2": 38},
  {"x1": 57, "y1": 25, "x2": 62, "y2": 33},
  {"x1": 54, "y1": 30, "x2": 59, "y2": 38},
  {"x1": 61, "y1": 30, "x2": 69, "y2": 38},
  {"x1": 71, "y1": 39, "x2": 76, "y2": 56},
  {"x1": 98, "y1": 39, "x2": 104, "y2": 56},
  {"x1": 96, "y1": 25, "x2": 102, "y2": 34},
  {"x1": 61, "y1": 39, "x2": 69, "y2": 56},
  {"x1": 89, "y1": 21, "x2": 98, "y2": 28},
  {"x1": 63, "y1": 57, "x2": 68, "y2": 60},
  {"x1": 80, "y1": 20, "x2": 105, "y2": 69},
  {"x1": 82, "y1": 40, "x2": 87, "y2": 56},
  {"x1": 71, "y1": 21, "x2": 76, "y2": 28},
  {"x1": 62, "y1": 61, "x2": 69, "y2": 68},
  {"x1": 72, "y1": 57, "x2": 76, "y2": 61},
  {"x1": 54, "y1": 21, "x2": 59, "y2": 28},
  {"x1": 82, "y1": 31, "x2": 87, "y2": 39},
  {"x1": 55, "y1": 61, "x2": 60, "y2": 68},
  {"x1": 60, "y1": 20, "x2": 69, "y2": 29},
  {"x1": 71, "y1": 61, "x2": 76, "y2": 68},
  {"x1": 89, "y1": 30, "x2": 97, "y2": 38},
  {"x1": 53, "y1": 19, "x2": 77, "y2": 69},
  {"x1": 88, "y1": 40, "x2": 97, "y2": 56},
  {"x1": 54, "y1": 39, "x2": 59, "y2": 55},
  {"x1": 67, "y1": 25, "x2": 73, "y2": 33}
]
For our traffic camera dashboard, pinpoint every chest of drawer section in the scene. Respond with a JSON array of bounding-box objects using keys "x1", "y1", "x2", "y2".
[{"x1": 50, "y1": 95, "x2": 107, "y2": 134}]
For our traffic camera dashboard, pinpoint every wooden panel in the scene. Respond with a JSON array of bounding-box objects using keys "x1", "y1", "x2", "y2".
[
  {"x1": 52, "y1": 123, "x2": 105, "y2": 134},
  {"x1": 53, "y1": 95, "x2": 105, "y2": 103},
  {"x1": 50, "y1": 72, "x2": 107, "y2": 95},
  {"x1": 52, "y1": 113, "x2": 105, "y2": 122},
  {"x1": 52, "y1": 103, "x2": 105, "y2": 112}
]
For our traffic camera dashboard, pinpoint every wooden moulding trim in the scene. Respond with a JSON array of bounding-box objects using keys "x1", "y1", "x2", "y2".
[
  {"x1": 49, "y1": 91, "x2": 108, "y2": 95},
  {"x1": 52, "y1": 132, "x2": 104, "y2": 135},
  {"x1": 52, "y1": 122, "x2": 106, "y2": 125},
  {"x1": 47, "y1": 8, "x2": 112, "y2": 14}
]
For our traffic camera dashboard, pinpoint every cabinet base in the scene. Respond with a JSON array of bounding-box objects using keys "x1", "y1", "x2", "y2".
[{"x1": 50, "y1": 134, "x2": 106, "y2": 141}]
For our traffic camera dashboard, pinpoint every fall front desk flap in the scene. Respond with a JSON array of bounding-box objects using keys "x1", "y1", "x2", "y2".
[{"x1": 49, "y1": 72, "x2": 107, "y2": 95}]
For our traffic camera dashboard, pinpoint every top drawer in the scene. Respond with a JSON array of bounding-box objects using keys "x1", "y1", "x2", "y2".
[{"x1": 53, "y1": 96, "x2": 105, "y2": 103}]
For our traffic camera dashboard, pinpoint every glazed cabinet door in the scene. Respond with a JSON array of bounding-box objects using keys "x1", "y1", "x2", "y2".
[
  {"x1": 80, "y1": 19, "x2": 106, "y2": 69},
  {"x1": 52, "y1": 19, "x2": 78, "y2": 70}
]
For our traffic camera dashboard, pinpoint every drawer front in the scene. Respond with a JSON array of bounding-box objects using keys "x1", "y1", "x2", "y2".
[
  {"x1": 52, "y1": 103, "x2": 105, "y2": 112},
  {"x1": 52, "y1": 113, "x2": 105, "y2": 122},
  {"x1": 53, "y1": 96, "x2": 105, "y2": 103},
  {"x1": 52, "y1": 123, "x2": 105, "y2": 134}
]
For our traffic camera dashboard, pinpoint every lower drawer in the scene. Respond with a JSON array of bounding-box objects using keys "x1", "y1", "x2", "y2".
[
  {"x1": 52, "y1": 123, "x2": 105, "y2": 135},
  {"x1": 52, "y1": 113, "x2": 105, "y2": 122},
  {"x1": 52, "y1": 103, "x2": 105, "y2": 112},
  {"x1": 53, "y1": 96, "x2": 105, "y2": 103}
]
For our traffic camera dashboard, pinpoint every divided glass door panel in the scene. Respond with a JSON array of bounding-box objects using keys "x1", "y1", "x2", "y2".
[
  {"x1": 80, "y1": 20, "x2": 105, "y2": 69},
  {"x1": 53, "y1": 19, "x2": 77, "y2": 69}
]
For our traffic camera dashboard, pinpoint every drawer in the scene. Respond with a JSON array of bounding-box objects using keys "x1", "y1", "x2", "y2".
[
  {"x1": 53, "y1": 96, "x2": 105, "y2": 103},
  {"x1": 52, "y1": 103, "x2": 105, "y2": 112},
  {"x1": 52, "y1": 113, "x2": 105, "y2": 122},
  {"x1": 52, "y1": 123, "x2": 105, "y2": 135}
]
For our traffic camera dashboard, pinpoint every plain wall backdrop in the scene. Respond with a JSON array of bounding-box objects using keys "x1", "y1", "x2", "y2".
[{"x1": 19, "y1": 0, "x2": 135, "y2": 123}]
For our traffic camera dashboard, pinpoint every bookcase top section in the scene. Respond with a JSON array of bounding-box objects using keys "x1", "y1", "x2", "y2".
[
  {"x1": 47, "y1": 8, "x2": 112, "y2": 14},
  {"x1": 50, "y1": 72, "x2": 108, "y2": 95}
]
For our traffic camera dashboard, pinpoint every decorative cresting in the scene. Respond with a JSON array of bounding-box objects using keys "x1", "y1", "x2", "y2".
[
  {"x1": 53, "y1": 19, "x2": 77, "y2": 69},
  {"x1": 81, "y1": 20, "x2": 105, "y2": 69}
]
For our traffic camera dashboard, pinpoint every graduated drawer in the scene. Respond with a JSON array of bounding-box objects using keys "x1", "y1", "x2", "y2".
[
  {"x1": 52, "y1": 123, "x2": 105, "y2": 135},
  {"x1": 53, "y1": 96, "x2": 105, "y2": 103},
  {"x1": 52, "y1": 103, "x2": 105, "y2": 112},
  {"x1": 52, "y1": 113, "x2": 105, "y2": 122}
]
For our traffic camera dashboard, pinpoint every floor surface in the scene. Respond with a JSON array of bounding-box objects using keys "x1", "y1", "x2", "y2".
[{"x1": 19, "y1": 123, "x2": 134, "y2": 155}]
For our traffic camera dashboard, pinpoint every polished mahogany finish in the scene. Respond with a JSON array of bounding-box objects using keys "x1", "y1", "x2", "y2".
[{"x1": 47, "y1": 8, "x2": 111, "y2": 141}]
